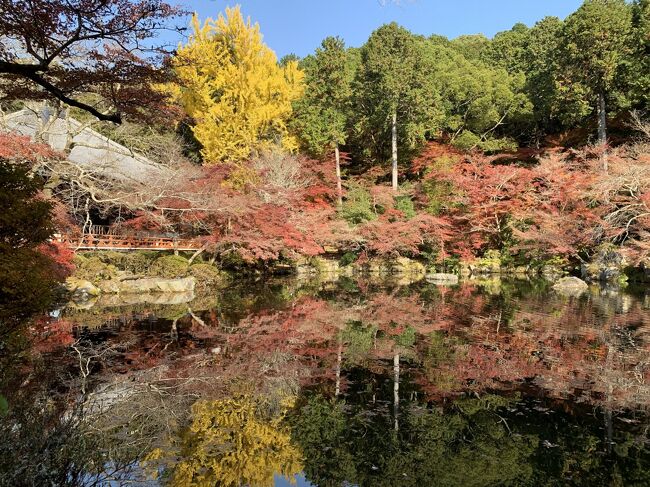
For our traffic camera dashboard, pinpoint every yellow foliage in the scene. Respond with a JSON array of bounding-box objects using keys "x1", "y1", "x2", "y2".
[
  {"x1": 149, "y1": 396, "x2": 302, "y2": 487},
  {"x1": 173, "y1": 6, "x2": 304, "y2": 165}
]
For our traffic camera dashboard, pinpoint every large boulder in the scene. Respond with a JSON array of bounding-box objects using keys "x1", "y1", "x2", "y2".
[
  {"x1": 552, "y1": 277, "x2": 589, "y2": 296},
  {"x1": 99, "y1": 291, "x2": 195, "y2": 306},
  {"x1": 115, "y1": 277, "x2": 196, "y2": 294},
  {"x1": 66, "y1": 277, "x2": 100, "y2": 300},
  {"x1": 582, "y1": 245, "x2": 627, "y2": 283},
  {"x1": 98, "y1": 279, "x2": 121, "y2": 294},
  {"x1": 426, "y1": 273, "x2": 459, "y2": 285}
]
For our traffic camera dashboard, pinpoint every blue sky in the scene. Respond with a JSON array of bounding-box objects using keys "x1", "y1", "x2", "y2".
[{"x1": 173, "y1": 0, "x2": 583, "y2": 58}]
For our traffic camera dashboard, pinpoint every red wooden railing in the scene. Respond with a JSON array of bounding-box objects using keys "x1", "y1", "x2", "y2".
[{"x1": 54, "y1": 227, "x2": 202, "y2": 251}]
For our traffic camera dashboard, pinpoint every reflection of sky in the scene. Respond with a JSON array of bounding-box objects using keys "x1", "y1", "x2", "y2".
[{"x1": 275, "y1": 473, "x2": 316, "y2": 487}]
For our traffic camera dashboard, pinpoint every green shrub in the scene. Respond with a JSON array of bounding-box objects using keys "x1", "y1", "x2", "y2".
[
  {"x1": 422, "y1": 179, "x2": 455, "y2": 216},
  {"x1": 74, "y1": 256, "x2": 118, "y2": 281},
  {"x1": 72, "y1": 254, "x2": 88, "y2": 268},
  {"x1": 95, "y1": 251, "x2": 126, "y2": 265},
  {"x1": 149, "y1": 255, "x2": 189, "y2": 278},
  {"x1": 394, "y1": 325, "x2": 416, "y2": 347},
  {"x1": 452, "y1": 130, "x2": 482, "y2": 151},
  {"x1": 189, "y1": 263, "x2": 224, "y2": 288},
  {"x1": 479, "y1": 136, "x2": 518, "y2": 153},
  {"x1": 339, "y1": 184, "x2": 376, "y2": 225},
  {"x1": 339, "y1": 251, "x2": 358, "y2": 267},
  {"x1": 393, "y1": 195, "x2": 416, "y2": 219},
  {"x1": 452, "y1": 131, "x2": 517, "y2": 153},
  {"x1": 82, "y1": 250, "x2": 159, "y2": 274},
  {"x1": 120, "y1": 252, "x2": 155, "y2": 274}
]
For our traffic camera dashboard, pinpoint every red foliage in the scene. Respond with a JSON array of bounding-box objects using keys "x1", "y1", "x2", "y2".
[
  {"x1": 220, "y1": 204, "x2": 324, "y2": 261},
  {"x1": 37, "y1": 241, "x2": 75, "y2": 280},
  {"x1": 0, "y1": 133, "x2": 59, "y2": 161},
  {"x1": 30, "y1": 317, "x2": 75, "y2": 354},
  {"x1": 414, "y1": 142, "x2": 600, "y2": 259},
  {"x1": 411, "y1": 141, "x2": 464, "y2": 174},
  {"x1": 361, "y1": 213, "x2": 452, "y2": 257}
]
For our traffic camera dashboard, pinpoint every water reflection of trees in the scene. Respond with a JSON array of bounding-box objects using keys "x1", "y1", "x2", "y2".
[
  {"x1": 4, "y1": 277, "x2": 650, "y2": 485},
  {"x1": 291, "y1": 390, "x2": 650, "y2": 487},
  {"x1": 147, "y1": 396, "x2": 302, "y2": 486}
]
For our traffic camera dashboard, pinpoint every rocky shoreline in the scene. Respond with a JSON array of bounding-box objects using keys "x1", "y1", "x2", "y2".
[{"x1": 65, "y1": 244, "x2": 649, "y2": 305}]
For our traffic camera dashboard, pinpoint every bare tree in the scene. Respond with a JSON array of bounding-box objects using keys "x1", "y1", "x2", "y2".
[{"x1": 0, "y1": 0, "x2": 185, "y2": 123}]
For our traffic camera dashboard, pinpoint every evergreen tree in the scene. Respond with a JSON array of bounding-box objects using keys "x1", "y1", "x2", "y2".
[
  {"x1": 629, "y1": 0, "x2": 650, "y2": 110},
  {"x1": 559, "y1": 0, "x2": 632, "y2": 164},
  {"x1": 292, "y1": 37, "x2": 355, "y2": 205},
  {"x1": 353, "y1": 23, "x2": 440, "y2": 190},
  {"x1": 425, "y1": 41, "x2": 532, "y2": 151}
]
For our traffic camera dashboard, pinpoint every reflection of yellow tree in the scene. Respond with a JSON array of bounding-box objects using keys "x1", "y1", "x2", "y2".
[{"x1": 151, "y1": 396, "x2": 302, "y2": 487}]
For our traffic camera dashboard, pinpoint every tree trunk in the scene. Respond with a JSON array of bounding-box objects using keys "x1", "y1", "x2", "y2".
[
  {"x1": 393, "y1": 352, "x2": 400, "y2": 431},
  {"x1": 335, "y1": 336, "x2": 342, "y2": 397},
  {"x1": 335, "y1": 143, "x2": 343, "y2": 207},
  {"x1": 391, "y1": 111, "x2": 398, "y2": 191},
  {"x1": 598, "y1": 91, "x2": 608, "y2": 172},
  {"x1": 188, "y1": 246, "x2": 206, "y2": 264}
]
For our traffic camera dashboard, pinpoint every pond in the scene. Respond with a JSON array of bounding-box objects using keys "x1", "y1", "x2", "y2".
[{"x1": 3, "y1": 276, "x2": 650, "y2": 486}]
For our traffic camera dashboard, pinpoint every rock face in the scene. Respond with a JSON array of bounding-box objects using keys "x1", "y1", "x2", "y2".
[
  {"x1": 66, "y1": 278, "x2": 101, "y2": 301},
  {"x1": 108, "y1": 277, "x2": 196, "y2": 294},
  {"x1": 314, "y1": 257, "x2": 341, "y2": 275},
  {"x1": 425, "y1": 273, "x2": 459, "y2": 285},
  {"x1": 296, "y1": 256, "x2": 426, "y2": 279},
  {"x1": 582, "y1": 245, "x2": 627, "y2": 283},
  {"x1": 552, "y1": 277, "x2": 589, "y2": 296},
  {"x1": 97, "y1": 291, "x2": 195, "y2": 306}
]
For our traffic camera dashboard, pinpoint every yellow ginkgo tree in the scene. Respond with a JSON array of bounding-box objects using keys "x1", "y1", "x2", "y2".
[{"x1": 173, "y1": 6, "x2": 304, "y2": 168}]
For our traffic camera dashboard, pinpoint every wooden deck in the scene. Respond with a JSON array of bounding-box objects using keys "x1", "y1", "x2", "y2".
[{"x1": 55, "y1": 226, "x2": 202, "y2": 251}]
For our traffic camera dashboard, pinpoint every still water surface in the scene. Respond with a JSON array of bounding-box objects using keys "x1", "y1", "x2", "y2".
[{"x1": 7, "y1": 276, "x2": 650, "y2": 486}]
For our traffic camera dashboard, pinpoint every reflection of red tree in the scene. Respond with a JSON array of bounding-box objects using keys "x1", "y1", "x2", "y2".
[
  {"x1": 31, "y1": 317, "x2": 75, "y2": 354},
  {"x1": 40, "y1": 283, "x2": 650, "y2": 411},
  {"x1": 413, "y1": 290, "x2": 650, "y2": 409}
]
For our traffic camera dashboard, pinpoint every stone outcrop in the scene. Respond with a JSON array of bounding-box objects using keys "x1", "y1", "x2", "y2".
[
  {"x1": 101, "y1": 276, "x2": 196, "y2": 294},
  {"x1": 581, "y1": 245, "x2": 627, "y2": 283},
  {"x1": 425, "y1": 273, "x2": 459, "y2": 285},
  {"x1": 390, "y1": 257, "x2": 426, "y2": 276},
  {"x1": 68, "y1": 275, "x2": 197, "y2": 301},
  {"x1": 296, "y1": 256, "x2": 426, "y2": 279},
  {"x1": 65, "y1": 278, "x2": 100, "y2": 301},
  {"x1": 552, "y1": 276, "x2": 589, "y2": 296}
]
